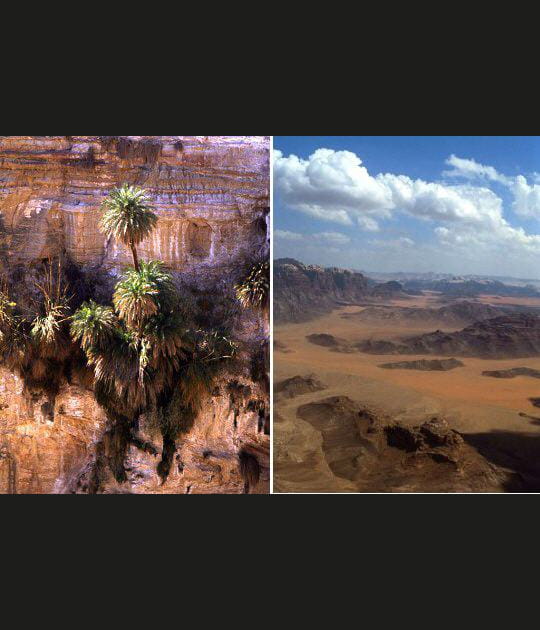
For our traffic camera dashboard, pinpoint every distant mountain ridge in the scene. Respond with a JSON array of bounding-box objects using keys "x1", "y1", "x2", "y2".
[
  {"x1": 342, "y1": 300, "x2": 508, "y2": 327},
  {"x1": 402, "y1": 277, "x2": 540, "y2": 298}
]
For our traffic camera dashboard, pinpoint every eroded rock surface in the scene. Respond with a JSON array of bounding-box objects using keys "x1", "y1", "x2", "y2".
[
  {"x1": 274, "y1": 258, "x2": 370, "y2": 324},
  {"x1": 343, "y1": 301, "x2": 505, "y2": 327},
  {"x1": 290, "y1": 396, "x2": 513, "y2": 492},
  {"x1": 274, "y1": 375, "x2": 327, "y2": 400},
  {"x1": 0, "y1": 136, "x2": 269, "y2": 279}
]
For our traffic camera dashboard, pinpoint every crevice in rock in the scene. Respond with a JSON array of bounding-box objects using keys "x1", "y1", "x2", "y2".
[{"x1": 239, "y1": 449, "x2": 260, "y2": 494}]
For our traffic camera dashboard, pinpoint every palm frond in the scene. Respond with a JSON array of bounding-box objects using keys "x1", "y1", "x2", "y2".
[
  {"x1": 100, "y1": 184, "x2": 158, "y2": 247},
  {"x1": 235, "y1": 261, "x2": 270, "y2": 310},
  {"x1": 113, "y1": 261, "x2": 176, "y2": 330},
  {"x1": 71, "y1": 301, "x2": 119, "y2": 352}
]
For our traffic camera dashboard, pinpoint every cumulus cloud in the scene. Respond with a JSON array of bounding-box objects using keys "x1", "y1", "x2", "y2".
[
  {"x1": 275, "y1": 149, "x2": 514, "y2": 231},
  {"x1": 274, "y1": 149, "x2": 392, "y2": 229},
  {"x1": 274, "y1": 146, "x2": 540, "y2": 276},
  {"x1": 443, "y1": 155, "x2": 540, "y2": 220},
  {"x1": 511, "y1": 175, "x2": 540, "y2": 219}
]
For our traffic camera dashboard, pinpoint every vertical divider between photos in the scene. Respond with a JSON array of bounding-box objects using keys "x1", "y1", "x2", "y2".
[{"x1": 269, "y1": 135, "x2": 275, "y2": 495}]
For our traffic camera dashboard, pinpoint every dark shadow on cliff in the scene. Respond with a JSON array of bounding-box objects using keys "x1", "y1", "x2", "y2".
[{"x1": 462, "y1": 430, "x2": 540, "y2": 492}]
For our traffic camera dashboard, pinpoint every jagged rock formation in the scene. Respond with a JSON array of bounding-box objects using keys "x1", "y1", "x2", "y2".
[
  {"x1": 359, "y1": 314, "x2": 540, "y2": 359},
  {"x1": 274, "y1": 258, "x2": 370, "y2": 323},
  {"x1": 289, "y1": 396, "x2": 512, "y2": 492},
  {"x1": 379, "y1": 358, "x2": 464, "y2": 371},
  {"x1": 0, "y1": 136, "x2": 270, "y2": 494},
  {"x1": 274, "y1": 375, "x2": 326, "y2": 400}
]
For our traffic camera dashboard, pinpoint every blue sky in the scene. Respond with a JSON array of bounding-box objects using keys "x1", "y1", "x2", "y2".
[{"x1": 274, "y1": 136, "x2": 540, "y2": 278}]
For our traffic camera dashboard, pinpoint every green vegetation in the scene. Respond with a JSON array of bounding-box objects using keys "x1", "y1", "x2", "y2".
[
  {"x1": 0, "y1": 260, "x2": 73, "y2": 395},
  {"x1": 235, "y1": 260, "x2": 270, "y2": 311},
  {"x1": 72, "y1": 185, "x2": 236, "y2": 486},
  {"x1": 0, "y1": 183, "x2": 265, "y2": 491},
  {"x1": 100, "y1": 184, "x2": 158, "y2": 271}
]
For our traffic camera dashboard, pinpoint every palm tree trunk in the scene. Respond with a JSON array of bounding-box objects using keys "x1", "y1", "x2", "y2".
[{"x1": 130, "y1": 241, "x2": 140, "y2": 272}]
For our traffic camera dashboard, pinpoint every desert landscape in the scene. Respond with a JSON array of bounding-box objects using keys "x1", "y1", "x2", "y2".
[{"x1": 274, "y1": 259, "x2": 540, "y2": 493}]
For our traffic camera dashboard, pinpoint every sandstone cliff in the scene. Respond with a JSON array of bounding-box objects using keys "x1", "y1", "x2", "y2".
[
  {"x1": 0, "y1": 136, "x2": 270, "y2": 494},
  {"x1": 274, "y1": 258, "x2": 370, "y2": 323}
]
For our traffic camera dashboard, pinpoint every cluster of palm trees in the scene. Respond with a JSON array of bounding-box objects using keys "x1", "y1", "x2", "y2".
[
  {"x1": 0, "y1": 260, "x2": 73, "y2": 395},
  {"x1": 1, "y1": 184, "x2": 268, "y2": 487}
]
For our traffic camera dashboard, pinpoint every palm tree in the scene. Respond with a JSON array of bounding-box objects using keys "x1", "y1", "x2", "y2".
[
  {"x1": 0, "y1": 260, "x2": 73, "y2": 396},
  {"x1": 113, "y1": 261, "x2": 175, "y2": 332},
  {"x1": 100, "y1": 184, "x2": 158, "y2": 272},
  {"x1": 72, "y1": 184, "x2": 238, "y2": 487}
]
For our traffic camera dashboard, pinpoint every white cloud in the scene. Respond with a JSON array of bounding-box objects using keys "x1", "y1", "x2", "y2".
[
  {"x1": 358, "y1": 216, "x2": 380, "y2": 231},
  {"x1": 511, "y1": 175, "x2": 540, "y2": 219},
  {"x1": 442, "y1": 155, "x2": 540, "y2": 220},
  {"x1": 274, "y1": 148, "x2": 514, "y2": 232},
  {"x1": 274, "y1": 149, "x2": 392, "y2": 228},
  {"x1": 275, "y1": 229, "x2": 304, "y2": 241},
  {"x1": 275, "y1": 229, "x2": 350, "y2": 245},
  {"x1": 275, "y1": 147, "x2": 540, "y2": 274},
  {"x1": 442, "y1": 154, "x2": 512, "y2": 186},
  {"x1": 312, "y1": 232, "x2": 351, "y2": 245},
  {"x1": 370, "y1": 236, "x2": 415, "y2": 248}
]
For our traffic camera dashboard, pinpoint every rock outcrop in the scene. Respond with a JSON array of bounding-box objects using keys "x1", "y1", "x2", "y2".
[
  {"x1": 403, "y1": 276, "x2": 540, "y2": 298},
  {"x1": 274, "y1": 375, "x2": 326, "y2": 400},
  {"x1": 482, "y1": 367, "x2": 540, "y2": 379},
  {"x1": 0, "y1": 136, "x2": 270, "y2": 494},
  {"x1": 0, "y1": 136, "x2": 269, "y2": 279},
  {"x1": 359, "y1": 314, "x2": 540, "y2": 359},
  {"x1": 292, "y1": 396, "x2": 512, "y2": 492},
  {"x1": 378, "y1": 358, "x2": 464, "y2": 371}
]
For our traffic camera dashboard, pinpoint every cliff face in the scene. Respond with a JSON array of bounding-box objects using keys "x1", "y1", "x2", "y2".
[
  {"x1": 274, "y1": 258, "x2": 370, "y2": 324},
  {"x1": 0, "y1": 136, "x2": 270, "y2": 494},
  {"x1": 0, "y1": 136, "x2": 269, "y2": 278}
]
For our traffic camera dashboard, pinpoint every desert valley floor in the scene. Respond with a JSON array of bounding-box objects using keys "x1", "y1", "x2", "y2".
[{"x1": 274, "y1": 294, "x2": 540, "y2": 493}]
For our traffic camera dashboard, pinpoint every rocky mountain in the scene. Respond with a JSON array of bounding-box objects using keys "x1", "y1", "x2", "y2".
[
  {"x1": 274, "y1": 258, "x2": 384, "y2": 323},
  {"x1": 0, "y1": 136, "x2": 270, "y2": 494},
  {"x1": 360, "y1": 313, "x2": 540, "y2": 359},
  {"x1": 277, "y1": 394, "x2": 514, "y2": 492}
]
